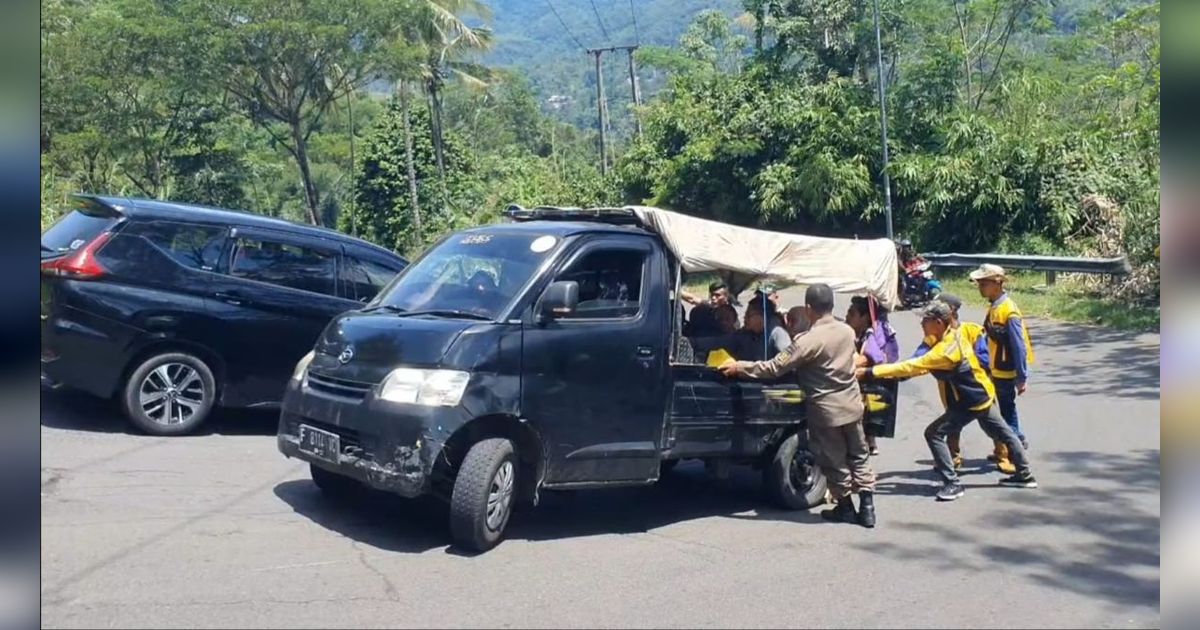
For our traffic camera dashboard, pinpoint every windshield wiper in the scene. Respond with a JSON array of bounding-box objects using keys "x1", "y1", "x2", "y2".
[
  {"x1": 361, "y1": 303, "x2": 406, "y2": 314},
  {"x1": 400, "y1": 309, "x2": 492, "y2": 321}
]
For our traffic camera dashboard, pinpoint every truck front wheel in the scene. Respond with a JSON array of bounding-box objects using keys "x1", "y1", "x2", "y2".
[
  {"x1": 309, "y1": 464, "x2": 362, "y2": 499},
  {"x1": 449, "y1": 438, "x2": 517, "y2": 553},
  {"x1": 764, "y1": 432, "x2": 828, "y2": 510}
]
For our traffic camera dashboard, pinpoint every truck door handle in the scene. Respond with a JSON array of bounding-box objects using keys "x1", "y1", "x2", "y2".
[
  {"x1": 215, "y1": 291, "x2": 244, "y2": 306},
  {"x1": 636, "y1": 346, "x2": 655, "y2": 358}
]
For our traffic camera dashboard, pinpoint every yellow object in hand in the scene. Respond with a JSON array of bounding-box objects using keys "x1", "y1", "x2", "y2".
[{"x1": 707, "y1": 348, "x2": 735, "y2": 368}]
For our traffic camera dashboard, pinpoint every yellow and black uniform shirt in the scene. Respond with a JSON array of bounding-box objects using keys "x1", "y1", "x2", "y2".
[
  {"x1": 871, "y1": 327, "x2": 996, "y2": 412},
  {"x1": 984, "y1": 293, "x2": 1036, "y2": 382}
]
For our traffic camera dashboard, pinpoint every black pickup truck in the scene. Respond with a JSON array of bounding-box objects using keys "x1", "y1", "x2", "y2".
[{"x1": 277, "y1": 207, "x2": 825, "y2": 551}]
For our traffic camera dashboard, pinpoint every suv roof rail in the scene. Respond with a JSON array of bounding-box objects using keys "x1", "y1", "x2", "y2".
[{"x1": 503, "y1": 204, "x2": 642, "y2": 225}]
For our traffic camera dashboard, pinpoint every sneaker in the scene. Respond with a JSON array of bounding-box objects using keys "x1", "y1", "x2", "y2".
[
  {"x1": 869, "y1": 446, "x2": 880, "y2": 456},
  {"x1": 935, "y1": 482, "x2": 965, "y2": 501},
  {"x1": 999, "y1": 473, "x2": 1038, "y2": 488}
]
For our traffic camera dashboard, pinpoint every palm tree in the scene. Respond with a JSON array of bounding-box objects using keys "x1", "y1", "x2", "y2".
[
  {"x1": 414, "y1": 0, "x2": 494, "y2": 185},
  {"x1": 382, "y1": 0, "x2": 491, "y2": 231}
]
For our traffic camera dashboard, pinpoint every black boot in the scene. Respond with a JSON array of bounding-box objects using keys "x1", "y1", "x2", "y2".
[
  {"x1": 820, "y1": 497, "x2": 857, "y2": 524},
  {"x1": 857, "y1": 491, "x2": 876, "y2": 528}
]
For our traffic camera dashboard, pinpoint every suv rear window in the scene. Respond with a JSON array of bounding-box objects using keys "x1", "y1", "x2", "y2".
[{"x1": 42, "y1": 207, "x2": 118, "y2": 255}]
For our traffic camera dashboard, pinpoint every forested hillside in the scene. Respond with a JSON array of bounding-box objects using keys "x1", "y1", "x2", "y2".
[{"x1": 40, "y1": 0, "x2": 1159, "y2": 303}]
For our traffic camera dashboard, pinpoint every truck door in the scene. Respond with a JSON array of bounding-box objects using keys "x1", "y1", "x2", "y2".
[{"x1": 521, "y1": 236, "x2": 669, "y2": 484}]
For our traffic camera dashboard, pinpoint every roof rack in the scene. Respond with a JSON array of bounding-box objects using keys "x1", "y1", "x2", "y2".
[{"x1": 503, "y1": 204, "x2": 642, "y2": 225}]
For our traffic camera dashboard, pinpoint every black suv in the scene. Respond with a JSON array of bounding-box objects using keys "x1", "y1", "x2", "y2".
[{"x1": 41, "y1": 195, "x2": 408, "y2": 435}]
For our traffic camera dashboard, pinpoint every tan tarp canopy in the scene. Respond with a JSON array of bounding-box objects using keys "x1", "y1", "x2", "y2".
[{"x1": 631, "y1": 206, "x2": 901, "y2": 310}]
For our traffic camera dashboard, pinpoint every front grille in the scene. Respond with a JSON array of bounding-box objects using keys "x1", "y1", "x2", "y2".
[{"x1": 306, "y1": 371, "x2": 374, "y2": 402}]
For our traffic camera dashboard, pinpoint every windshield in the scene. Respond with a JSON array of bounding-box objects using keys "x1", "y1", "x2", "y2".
[{"x1": 374, "y1": 231, "x2": 561, "y2": 319}]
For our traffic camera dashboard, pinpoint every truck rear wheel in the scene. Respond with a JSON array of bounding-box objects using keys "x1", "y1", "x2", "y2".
[
  {"x1": 764, "y1": 432, "x2": 827, "y2": 510},
  {"x1": 449, "y1": 438, "x2": 517, "y2": 553}
]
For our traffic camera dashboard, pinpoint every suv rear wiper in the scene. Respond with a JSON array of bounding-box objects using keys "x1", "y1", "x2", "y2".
[{"x1": 400, "y1": 309, "x2": 492, "y2": 321}]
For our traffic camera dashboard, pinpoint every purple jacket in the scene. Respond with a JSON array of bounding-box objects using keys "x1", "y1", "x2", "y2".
[{"x1": 859, "y1": 320, "x2": 900, "y2": 366}]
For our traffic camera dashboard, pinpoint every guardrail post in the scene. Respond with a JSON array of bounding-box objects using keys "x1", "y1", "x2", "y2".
[{"x1": 1045, "y1": 270, "x2": 1056, "y2": 286}]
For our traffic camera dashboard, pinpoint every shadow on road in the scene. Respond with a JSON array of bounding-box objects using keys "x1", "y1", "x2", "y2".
[
  {"x1": 1029, "y1": 321, "x2": 1159, "y2": 400},
  {"x1": 40, "y1": 388, "x2": 279, "y2": 436},
  {"x1": 857, "y1": 449, "x2": 1160, "y2": 613},
  {"x1": 273, "y1": 460, "x2": 821, "y2": 554}
]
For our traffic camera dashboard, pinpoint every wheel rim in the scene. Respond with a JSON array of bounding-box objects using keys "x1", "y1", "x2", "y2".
[
  {"x1": 138, "y1": 363, "x2": 205, "y2": 426},
  {"x1": 485, "y1": 460, "x2": 515, "y2": 531},
  {"x1": 789, "y1": 447, "x2": 818, "y2": 494}
]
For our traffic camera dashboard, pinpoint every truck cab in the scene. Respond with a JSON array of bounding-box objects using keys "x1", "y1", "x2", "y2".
[{"x1": 277, "y1": 209, "x2": 825, "y2": 552}]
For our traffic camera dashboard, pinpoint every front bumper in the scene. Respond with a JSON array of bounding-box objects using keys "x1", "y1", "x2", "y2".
[{"x1": 276, "y1": 377, "x2": 471, "y2": 498}]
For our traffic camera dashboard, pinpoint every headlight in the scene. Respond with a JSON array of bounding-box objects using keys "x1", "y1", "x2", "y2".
[
  {"x1": 291, "y1": 350, "x2": 315, "y2": 383},
  {"x1": 379, "y1": 368, "x2": 470, "y2": 407}
]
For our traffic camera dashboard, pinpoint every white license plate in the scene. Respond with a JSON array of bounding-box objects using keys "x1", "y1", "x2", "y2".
[{"x1": 298, "y1": 424, "x2": 340, "y2": 464}]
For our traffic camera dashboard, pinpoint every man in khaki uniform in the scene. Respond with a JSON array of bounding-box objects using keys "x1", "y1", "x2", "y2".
[{"x1": 719, "y1": 284, "x2": 877, "y2": 528}]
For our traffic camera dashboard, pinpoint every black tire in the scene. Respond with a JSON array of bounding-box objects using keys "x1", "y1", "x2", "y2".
[
  {"x1": 763, "y1": 432, "x2": 828, "y2": 510},
  {"x1": 121, "y1": 352, "x2": 216, "y2": 436},
  {"x1": 449, "y1": 438, "x2": 517, "y2": 553},
  {"x1": 309, "y1": 463, "x2": 362, "y2": 498}
]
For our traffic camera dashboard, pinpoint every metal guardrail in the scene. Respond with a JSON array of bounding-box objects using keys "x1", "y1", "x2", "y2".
[{"x1": 921, "y1": 252, "x2": 1131, "y2": 285}]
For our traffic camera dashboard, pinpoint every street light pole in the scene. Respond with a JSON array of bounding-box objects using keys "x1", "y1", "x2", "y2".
[{"x1": 871, "y1": 0, "x2": 894, "y2": 240}]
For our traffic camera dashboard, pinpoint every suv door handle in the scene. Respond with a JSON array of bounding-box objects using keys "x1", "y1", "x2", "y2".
[
  {"x1": 214, "y1": 291, "x2": 244, "y2": 306},
  {"x1": 636, "y1": 346, "x2": 655, "y2": 358}
]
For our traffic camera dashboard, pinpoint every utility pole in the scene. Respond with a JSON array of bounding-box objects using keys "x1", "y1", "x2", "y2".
[
  {"x1": 590, "y1": 48, "x2": 607, "y2": 174},
  {"x1": 871, "y1": 0, "x2": 894, "y2": 240},
  {"x1": 588, "y1": 45, "x2": 642, "y2": 172},
  {"x1": 627, "y1": 47, "x2": 642, "y2": 137},
  {"x1": 346, "y1": 89, "x2": 356, "y2": 237}
]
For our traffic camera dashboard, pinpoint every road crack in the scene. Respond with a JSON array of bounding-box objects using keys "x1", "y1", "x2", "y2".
[{"x1": 351, "y1": 541, "x2": 402, "y2": 602}]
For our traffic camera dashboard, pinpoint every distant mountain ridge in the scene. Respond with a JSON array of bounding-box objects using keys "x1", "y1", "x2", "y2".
[{"x1": 481, "y1": 0, "x2": 742, "y2": 131}]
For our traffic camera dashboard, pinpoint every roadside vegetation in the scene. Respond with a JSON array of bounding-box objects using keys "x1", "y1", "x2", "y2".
[{"x1": 41, "y1": 0, "x2": 1160, "y2": 323}]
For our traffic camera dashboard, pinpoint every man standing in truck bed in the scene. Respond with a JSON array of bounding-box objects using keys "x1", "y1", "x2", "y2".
[{"x1": 719, "y1": 284, "x2": 877, "y2": 528}]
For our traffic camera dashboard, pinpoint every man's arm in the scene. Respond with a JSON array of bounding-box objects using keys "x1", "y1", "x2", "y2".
[
  {"x1": 870, "y1": 344, "x2": 957, "y2": 380},
  {"x1": 721, "y1": 335, "x2": 818, "y2": 380},
  {"x1": 1007, "y1": 315, "x2": 1029, "y2": 386}
]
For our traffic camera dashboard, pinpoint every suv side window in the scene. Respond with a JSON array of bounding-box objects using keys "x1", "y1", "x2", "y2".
[
  {"x1": 229, "y1": 234, "x2": 338, "y2": 297},
  {"x1": 556, "y1": 248, "x2": 646, "y2": 319},
  {"x1": 122, "y1": 221, "x2": 226, "y2": 271},
  {"x1": 340, "y1": 255, "x2": 399, "y2": 302}
]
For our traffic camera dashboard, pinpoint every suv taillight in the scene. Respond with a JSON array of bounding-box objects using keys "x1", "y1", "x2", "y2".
[{"x1": 41, "y1": 232, "x2": 112, "y2": 279}]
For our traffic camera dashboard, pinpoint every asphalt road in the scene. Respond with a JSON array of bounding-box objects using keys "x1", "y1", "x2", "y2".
[{"x1": 41, "y1": 294, "x2": 1161, "y2": 628}]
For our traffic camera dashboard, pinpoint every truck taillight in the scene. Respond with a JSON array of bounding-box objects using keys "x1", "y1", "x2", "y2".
[{"x1": 41, "y1": 232, "x2": 112, "y2": 279}]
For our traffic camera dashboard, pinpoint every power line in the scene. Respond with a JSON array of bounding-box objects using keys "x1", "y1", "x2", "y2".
[
  {"x1": 628, "y1": 0, "x2": 640, "y2": 45},
  {"x1": 589, "y1": 0, "x2": 612, "y2": 43},
  {"x1": 544, "y1": 0, "x2": 585, "y2": 50}
]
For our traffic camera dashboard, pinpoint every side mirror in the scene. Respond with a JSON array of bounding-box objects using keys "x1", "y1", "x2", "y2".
[{"x1": 539, "y1": 280, "x2": 579, "y2": 321}]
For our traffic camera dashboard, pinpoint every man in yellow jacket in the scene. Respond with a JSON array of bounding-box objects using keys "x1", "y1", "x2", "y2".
[
  {"x1": 971, "y1": 264, "x2": 1036, "y2": 473},
  {"x1": 857, "y1": 301, "x2": 1038, "y2": 501}
]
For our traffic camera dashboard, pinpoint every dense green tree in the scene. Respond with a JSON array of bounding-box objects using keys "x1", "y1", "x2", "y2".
[{"x1": 189, "y1": 0, "x2": 406, "y2": 225}]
